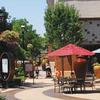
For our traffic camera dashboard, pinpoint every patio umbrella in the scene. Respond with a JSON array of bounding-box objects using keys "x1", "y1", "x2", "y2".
[
  {"x1": 48, "y1": 44, "x2": 95, "y2": 77},
  {"x1": 48, "y1": 44, "x2": 95, "y2": 56}
]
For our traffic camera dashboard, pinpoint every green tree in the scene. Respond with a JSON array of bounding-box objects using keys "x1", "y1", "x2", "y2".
[
  {"x1": 44, "y1": 3, "x2": 84, "y2": 49},
  {"x1": 0, "y1": 96, "x2": 6, "y2": 100},
  {"x1": 0, "y1": 7, "x2": 12, "y2": 32},
  {"x1": 12, "y1": 18, "x2": 43, "y2": 59},
  {"x1": 0, "y1": 30, "x2": 19, "y2": 42}
]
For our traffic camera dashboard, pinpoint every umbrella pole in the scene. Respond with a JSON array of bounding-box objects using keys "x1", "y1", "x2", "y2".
[
  {"x1": 67, "y1": 55, "x2": 73, "y2": 73},
  {"x1": 61, "y1": 56, "x2": 64, "y2": 77}
]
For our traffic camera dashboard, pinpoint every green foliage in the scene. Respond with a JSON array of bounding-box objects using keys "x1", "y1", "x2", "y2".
[
  {"x1": 12, "y1": 18, "x2": 29, "y2": 33},
  {"x1": 27, "y1": 43, "x2": 33, "y2": 50},
  {"x1": 0, "y1": 96, "x2": 6, "y2": 100},
  {"x1": 0, "y1": 30, "x2": 19, "y2": 42},
  {"x1": 0, "y1": 30, "x2": 24, "y2": 59},
  {"x1": 93, "y1": 63, "x2": 100, "y2": 66},
  {"x1": 14, "y1": 75, "x2": 25, "y2": 82},
  {"x1": 0, "y1": 7, "x2": 12, "y2": 32},
  {"x1": 12, "y1": 18, "x2": 44, "y2": 59},
  {"x1": 14, "y1": 45, "x2": 26, "y2": 59},
  {"x1": 15, "y1": 66, "x2": 24, "y2": 76},
  {"x1": 44, "y1": 3, "x2": 84, "y2": 49},
  {"x1": 14, "y1": 66, "x2": 25, "y2": 81}
]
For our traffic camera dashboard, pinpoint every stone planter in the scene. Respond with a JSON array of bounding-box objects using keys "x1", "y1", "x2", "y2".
[{"x1": 94, "y1": 65, "x2": 100, "y2": 78}]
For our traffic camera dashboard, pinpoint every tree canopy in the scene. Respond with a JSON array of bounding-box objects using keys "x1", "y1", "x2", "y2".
[
  {"x1": 44, "y1": 3, "x2": 84, "y2": 49},
  {"x1": 12, "y1": 18, "x2": 44, "y2": 59},
  {"x1": 0, "y1": 7, "x2": 11, "y2": 32},
  {"x1": 0, "y1": 30, "x2": 19, "y2": 42}
]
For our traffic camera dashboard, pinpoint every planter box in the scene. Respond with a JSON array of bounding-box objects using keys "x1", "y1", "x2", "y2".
[{"x1": 94, "y1": 66, "x2": 100, "y2": 78}]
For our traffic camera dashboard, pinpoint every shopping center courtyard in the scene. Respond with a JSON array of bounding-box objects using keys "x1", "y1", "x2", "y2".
[{"x1": 0, "y1": 70, "x2": 100, "y2": 100}]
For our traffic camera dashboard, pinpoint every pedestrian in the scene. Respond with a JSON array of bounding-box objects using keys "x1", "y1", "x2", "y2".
[
  {"x1": 35, "y1": 64, "x2": 39, "y2": 79},
  {"x1": 46, "y1": 63, "x2": 52, "y2": 78},
  {"x1": 71, "y1": 72, "x2": 76, "y2": 80},
  {"x1": 55, "y1": 69, "x2": 61, "y2": 79},
  {"x1": 55, "y1": 69, "x2": 61, "y2": 84}
]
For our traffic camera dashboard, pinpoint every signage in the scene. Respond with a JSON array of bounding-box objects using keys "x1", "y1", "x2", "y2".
[
  {"x1": 2, "y1": 58, "x2": 8, "y2": 73},
  {"x1": 0, "y1": 52, "x2": 9, "y2": 80},
  {"x1": 25, "y1": 63, "x2": 33, "y2": 72},
  {"x1": 0, "y1": 52, "x2": 15, "y2": 82}
]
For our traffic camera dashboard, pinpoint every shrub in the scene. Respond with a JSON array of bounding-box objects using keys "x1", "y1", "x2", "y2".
[{"x1": 0, "y1": 96, "x2": 6, "y2": 100}]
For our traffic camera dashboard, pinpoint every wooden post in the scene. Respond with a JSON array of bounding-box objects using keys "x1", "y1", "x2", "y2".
[{"x1": 60, "y1": 56, "x2": 64, "y2": 77}]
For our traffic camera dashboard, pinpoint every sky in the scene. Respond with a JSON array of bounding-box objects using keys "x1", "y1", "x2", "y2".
[{"x1": 0, "y1": 0, "x2": 47, "y2": 36}]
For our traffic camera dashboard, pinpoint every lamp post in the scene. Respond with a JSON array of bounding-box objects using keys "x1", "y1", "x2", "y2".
[{"x1": 21, "y1": 25, "x2": 26, "y2": 78}]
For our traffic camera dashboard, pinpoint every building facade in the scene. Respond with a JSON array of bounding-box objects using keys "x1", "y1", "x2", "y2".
[{"x1": 47, "y1": 0, "x2": 100, "y2": 50}]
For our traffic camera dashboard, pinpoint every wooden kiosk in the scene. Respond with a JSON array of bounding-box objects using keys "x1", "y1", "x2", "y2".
[{"x1": 0, "y1": 52, "x2": 15, "y2": 88}]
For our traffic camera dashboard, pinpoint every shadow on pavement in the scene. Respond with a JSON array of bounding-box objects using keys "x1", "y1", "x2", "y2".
[
  {"x1": 63, "y1": 89, "x2": 100, "y2": 94},
  {"x1": 23, "y1": 81, "x2": 53, "y2": 88},
  {"x1": 43, "y1": 88, "x2": 87, "y2": 100}
]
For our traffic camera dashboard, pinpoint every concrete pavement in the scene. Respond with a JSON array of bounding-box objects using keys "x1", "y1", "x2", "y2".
[
  {"x1": 14, "y1": 70, "x2": 84, "y2": 100},
  {"x1": 1, "y1": 70, "x2": 100, "y2": 100},
  {"x1": 15, "y1": 78, "x2": 62, "y2": 100},
  {"x1": 14, "y1": 70, "x2": 100, "y2": 100},
  {"x1": 14, "y1": 77, "x2": 86, "y2": 100}
]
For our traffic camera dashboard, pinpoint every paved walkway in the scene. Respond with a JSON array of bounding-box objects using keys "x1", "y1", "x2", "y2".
[
  {"x1": 14, "y1": 75, "x2": 86, "y2": 100},
  {"x1": 14, "y1": 71, "x2": 85, "y2": 100},
  {"x1": 15, "y1": 78, "x2": 61, "y2": 100},
  {"x1": 1, "y1": 70, "x2": 100, "y2": 100}
]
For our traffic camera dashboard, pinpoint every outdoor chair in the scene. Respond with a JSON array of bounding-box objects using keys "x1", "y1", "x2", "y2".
[
  {"x1": 53, "y1": 77, "x2": 64, "y2": 93},
  {"x1": 53, "y1": 77, "x2": 73, "y2": 93},
  {"x1": 74, "y1": 78, "x2": 85, "y2": 92},
  {"x1": 84, "y1": 73, "x2": 95, "y2": 91},
  {"x1": 54, "y1": 76, "x2": 82, "y2": 93},
  {"x1": 61, "y1": 78, "x2": 76, "y2": 93}
]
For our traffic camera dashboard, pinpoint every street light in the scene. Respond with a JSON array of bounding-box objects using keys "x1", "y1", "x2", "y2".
[
  {"x1": 21, "y1": 25, "x2": 25, "y2": 48},
  {"x1": 21, "y1": 25, "x2": 26, "y2": 77}
]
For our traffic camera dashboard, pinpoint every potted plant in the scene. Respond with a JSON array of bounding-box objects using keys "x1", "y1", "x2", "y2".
[
  {"x1": 93, "y1": 62, "x2": 100, "y2": 78},
  {"x1": 0, "y1": 96, "x2": 6, "y2": 100}
]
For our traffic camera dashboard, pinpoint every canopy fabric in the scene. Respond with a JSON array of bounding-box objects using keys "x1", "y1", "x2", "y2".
[
  {"x1": 48, "y1": 44, "x2": 95, "y2": 57},
  {"x1": 92, "y1": 48, "x2": 100, "y2": 53}
]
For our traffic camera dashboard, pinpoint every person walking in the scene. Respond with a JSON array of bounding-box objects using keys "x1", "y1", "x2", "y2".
[
  {"x1": 35, "y1": 64, "x2": 39, "y2": 79},
  {"x1": 46, "y1": 63, "x2": 52, "y2": 78}
]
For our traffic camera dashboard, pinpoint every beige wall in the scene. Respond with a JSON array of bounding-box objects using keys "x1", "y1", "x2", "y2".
[
  {"x1": 47, "y1": 0, "x2": 100, "y2": 18},
  {"x1": 64, "y1": 0, "x2": 100, "y2": 18}
]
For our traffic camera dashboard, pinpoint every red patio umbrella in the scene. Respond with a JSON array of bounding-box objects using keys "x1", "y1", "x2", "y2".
[
  {"x1": 48, "y1": 44, "x2": 95, "y2": 56},
  {"x1": 48, "y1": 44, "x2": 95, "y2": 77}
]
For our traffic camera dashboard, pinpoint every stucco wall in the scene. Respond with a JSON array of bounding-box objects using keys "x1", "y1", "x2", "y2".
[{"x1": 82, "y1": 20, "x2": 100, "y2": 45}]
